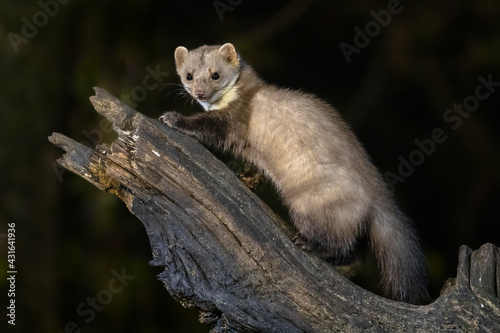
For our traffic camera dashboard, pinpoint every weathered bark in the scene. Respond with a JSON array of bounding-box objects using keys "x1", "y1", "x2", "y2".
[{"x1": 49, "y1": 87, "x2": 500, "y2": 332}]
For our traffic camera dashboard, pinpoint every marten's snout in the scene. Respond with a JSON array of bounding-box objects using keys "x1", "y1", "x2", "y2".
[{"x1": 194, "y1": 90, "x2": 206, "y2": 99}]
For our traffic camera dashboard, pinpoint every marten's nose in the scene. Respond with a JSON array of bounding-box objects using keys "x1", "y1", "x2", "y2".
[{"x1": 194, "y1": 90, "x2": 206, "y2": 99}]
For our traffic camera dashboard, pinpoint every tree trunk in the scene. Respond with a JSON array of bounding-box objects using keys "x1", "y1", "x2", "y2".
[{"x1": 49, "y1": 87, "x2": 500, "y2": 332}]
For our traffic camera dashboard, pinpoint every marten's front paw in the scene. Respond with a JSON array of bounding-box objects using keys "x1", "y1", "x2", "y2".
[
  {"x1": 237, "y1": 171, "x2": 264, "y2": 190},
  {"x1": 293, "y1": 234, "x2": 314, "y2": 252},
  {"x1": 159, "y1": 112, "x2": 181, "y2": 127}
]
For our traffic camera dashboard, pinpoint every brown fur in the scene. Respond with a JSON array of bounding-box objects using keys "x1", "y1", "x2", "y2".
[{"x1": 160, "y1": 43, "x2": 430, "y2": 304}]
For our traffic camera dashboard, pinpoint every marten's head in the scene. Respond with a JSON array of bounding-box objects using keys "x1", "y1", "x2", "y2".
[{"x1": 175, "y1": 43, "x2": 241, "y2": 111}]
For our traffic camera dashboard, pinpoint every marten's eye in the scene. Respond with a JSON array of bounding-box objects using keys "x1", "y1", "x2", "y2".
[
  {"x1": 211, "y1": 72, "x2": 220, "y2": 80},
  {"x1": 186, "y1": 73, "x2": 193, "y2": 81}
]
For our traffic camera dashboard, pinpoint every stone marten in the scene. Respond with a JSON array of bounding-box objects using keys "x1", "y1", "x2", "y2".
[{"x1": 160, "y1": 43, "x2": 429, "y2": 304}]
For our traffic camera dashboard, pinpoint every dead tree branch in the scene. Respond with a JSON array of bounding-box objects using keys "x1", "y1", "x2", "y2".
[{"x1": 49, "y1": 87, "x2": 500, "y2": 332}]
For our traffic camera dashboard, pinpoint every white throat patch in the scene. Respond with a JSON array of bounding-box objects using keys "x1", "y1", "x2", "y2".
[{"x1": 197, "y1": 76, "x2": 239, "y2": 111}]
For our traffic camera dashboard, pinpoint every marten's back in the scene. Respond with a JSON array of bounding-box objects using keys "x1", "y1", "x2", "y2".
[{"x1": 244, "y1": 86, "x2": 380, "y2": 207}]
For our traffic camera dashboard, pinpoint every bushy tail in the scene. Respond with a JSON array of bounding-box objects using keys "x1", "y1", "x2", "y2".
[{"x1": 369, "y1": 196, "x2": 430, "y2": 304}]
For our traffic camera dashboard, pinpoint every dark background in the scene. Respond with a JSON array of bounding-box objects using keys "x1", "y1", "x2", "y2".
[{"x1": 1, "y1": 0, "x2": 499, "y2": 332}]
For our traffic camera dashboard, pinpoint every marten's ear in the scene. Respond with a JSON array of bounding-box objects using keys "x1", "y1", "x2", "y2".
[
  {"x1": 174, "y1": 46, "x2": 189, "y2": 68},
  {"x1": 218, "y1": 43, "x2": 239, "y2": 66}
]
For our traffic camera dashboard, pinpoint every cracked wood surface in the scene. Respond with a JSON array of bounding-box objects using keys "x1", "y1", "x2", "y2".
[{"x1": 49, "y1": 87, "x2": 500, "y2": 332}]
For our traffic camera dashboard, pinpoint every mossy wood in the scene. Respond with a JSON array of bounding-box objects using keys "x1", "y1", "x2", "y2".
[{"x1": 49, "y1": 88, "x2": 500, "y2": 332}]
